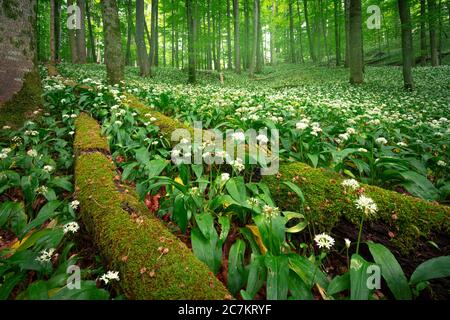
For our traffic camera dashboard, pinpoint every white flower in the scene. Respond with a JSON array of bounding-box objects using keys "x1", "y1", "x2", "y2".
[
  {"x1": 338, "y1": 133, "x2": 350, "y2": 141},
  {"x1": 180, "y1": 138, "x2": 190, "y2": 144},
  {"x1": 2, "y1": 126, "x2": 11, "y2": 130},
  {"x1": 346, "y1": 128, "x2": 356, "y2": 135},
  {"x1": 27, "y1": 149, "x2": 38, "y2": 157},
  {"x1": 189, "y1": 187, "x2": 200, "y2": 197},
  {"x1": 68, "y1": 131, "x2": 75, "y2": 136},
  {"x1": 231, "y1": 158, "x2": 245, "y2": 172},
  {"x1": 36, "y1": 186, "x2": 48, "y2": 194},
  {"x1": 220, "y1": 173, "x2": 230, "y2": 183},
  {"x1": 256, "y1": 134, "x2": 269, "y2": 144},
  {"x1": 355, "y1": 195, "x2": 378, "y2": 216},
  {"x1": 70, "y1": 114, "x2": 78, "y2": 118},
  {"x1": 295, "y1": 122, "x2": 309, "y2": 130},
  {"x1": 36, "y1": 248, "x2": 56, "y2": 263},
  {"x1": 114, "y1": 120, "x2": 123, "y2": 126},
  {"x1": 262, "y1": 205, "x2": 280, "y2": 221},
  {"x1": 437, "y1": 160, "x2": 446, "y2": 167},
  {"x1": 358, "y1": 148, "x2": 368, "y2": 153},
  {"x1": 0, "y1": 153, "x2": 7, "y2": 160},
  {"x1": 397, "y1": 142, "x2": 408, "y2": 147},
  {"x1": 2, "y1": 148, "x2": 12, "y2": 155},
  {"x1": 341, "y1": 179, "x2": 360, "y2": 191},
  {"x1": 100, "y1": 270, "x2": 120, "y2": 284},
  {"x1": 149, "y1": 117, "x2": 157, "y2": 122},
  {"x1": 63, "y1": 222, "x2": 80, "y2": 234},
  {"x1": 70, "y1": 200, "x2": 80, "y2": 210},
  {"x1": 314, "y1": 233, "x2": 335, "y2": 250},
  {"x1": 231, "y1": 132, "x2": 246, "y2": 143},
  {"x1": 345, "y1": 238, "x2": 351, "y2": 249},
  {"x1": 375, "y1": 137, "x2": 388, "y2": 145}
]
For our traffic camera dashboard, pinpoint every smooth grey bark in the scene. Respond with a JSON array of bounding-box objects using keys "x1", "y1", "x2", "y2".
[
  {"x1": 233, "y1": 0, "x2": 241, "y2": 73},
  {"x1": 289, "y1": 0, "x2": 296, "y2": 63},
  {"x1": 420, "y1": 0, "x2": 427, "y2": 65},
  {"x1": 344, "y1": 0, "x2": 350, "y2": 67},
  {"x1": 349, "y1": 0, "x2": 363, "y2": 84},
  {"x1": 100, "y1": 0, "x2": 124, "y2": 84},
  {"x1": 76, "y1": 0, "x2": 87, "y2": 64},
  {"x1": 136, "y1": 0, "x2": 150, "y2": 76},
  {"x1": 249, "y1": 0, "x2": 259, "y2": 77},
  {"x1": 187, "y1": 0, "x2": 196, "y2": 83},
  {"x1": 296, "y1": 0, "x2": 305, "y2": 63},
  {"x1": 334, "y1": 0, "x2": 341, "y2": 66},
  {"x1": 50, "y1": 0, "x2": 56, "y2": 64},
  {"x1": 398, "y1": 0, "x2": 414, "y2": 90},
  {"x1": 86, "y1": 0, "x2": 96, "y2": 63},
  {"x1": 226, "y1": 0, "x2": 233, "y2": 69},
  {"x1": 428, "y1": 0, "x2": 440, "y2": 66},
  {"x1": 125, "y1": 0, "x2": 133, "y2": 66},
  {"x1": 68, "y1": 0, "x2": 78, "y2": 64},
  {"x1": 303, "y1": 0, "x2": 316, "y2": 62},
  {"x1": 149, "y1": 0, "x2": 158, "y2": 67}
]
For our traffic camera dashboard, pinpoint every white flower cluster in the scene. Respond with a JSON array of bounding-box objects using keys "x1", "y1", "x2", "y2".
[
  {"x1": 36, "y1": 248, "x2": 56, "y2": 263},
  {"x1": 63, "y1": 222, "x2": 80, "y2": 234},
  {"x1": 100, "y1": 271, "x2": 120, "y2": 284},
  {"x1": 262, "y1": 205, "x2": 280, "y2": 221},
  {"x1": 70, "y1": 200, "x2": 80, "y2": 210},
  {"x1": 355, "y1": 195, "x2": 378, "y2": 217},
  {"x1": 341, "y1": 179, "x2": 360, "y2": 191},
  {"x1": 314, "y1": 233, "x2": 335, "y2": 250}
]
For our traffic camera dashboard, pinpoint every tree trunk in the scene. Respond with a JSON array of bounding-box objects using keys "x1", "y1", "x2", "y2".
[
  {"x1": 420, "y1": 0, "x2": 427, "y2": 65},
  {"x1": 233, "y1": 0, "x2": 241, "y2": 73},
  {"x1": 55, "y1": 0, "x2": 61, "y2": 62},
  {"x1": 226, "y1": 0, "x2": 233, "y2": 69},
  {"x1": 86, "y1": 0, "x2": 96, "y2": 63},
  {"x1": 149, "y1": 0, "x2": 158, "y2": 67},
  {"x1": 349, "y1": 0, "x2": 363, "y2": 84},
  {"x1": 303, "y1": 0, "x2": 316, "y2": 62},
  {"x1": 428, "y1": 0, "x2": 440, "y2": 66},
  {"x1": 398, "y1": 0, "x2": 414, "y2": 90},
  {"x1": 344, "y1": 0, "x2": 350, "y2": 67},
  {"x1": 289, "y1": 0, "x2": 296, "y2": 63},
  {"x1": 296, "y1": 0, "x2": 305, "y2": 63},
  {"x1": 68, "y1": 0, "x2": 79, "y2": 64},
  {"x1": 163, "y1": 9, "x2": 166, "y2": 67},
  {"x1": 100, "y1": 0, "x2": 124, "y2": 84},
  {"x1": 249, "y1": 0, "x2": 259, "y2": 77},
  {"x1": 217, "y1": 0, "x2": 222, "y2": 71},
  {"x1": 334, "y1": 0, "x2": 341, "y2": 66},
  {"x1": 256, "y1": 0, "x2": 262, "y2": 72},
  {"x1": 76, "y1": 0, "x2": 87, "y2": 64},
  {"x1": 187, "y1": 0, "x2": 196, "y2": 83},
  {"x1": 136, "y1": 0, "x2": 151, "y2": 76},
  {"x1": 0, "y1": 0, "x2": 42, "y2": 127},
  {"x1": 244, "y1": 0, "x2": 251, "y2": 69},
  {"x1": 125, "y1": 0, "x2": 133, "y2": 66},
  {"x1": 50, "y1": 0, "x2": 56, "y2": 64},
  {"x1": 319, "y1": 0, "x2": 329, "y2": 64}
]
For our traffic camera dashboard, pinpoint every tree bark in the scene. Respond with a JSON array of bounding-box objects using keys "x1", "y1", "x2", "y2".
[
  {"x1": 0, "y1": 0, "x2": 42, "y2": 127},
  {"x1": 344, "y1": 0, "x2": 350, "y2": 67},
  {"x1": 68, "y1": 0, "x2": 79, "y2": 64},
  {"x1": 217, "y1": 0, "x2": 222, "y2": 71},
  {"x1": 244, "y1": 0, "x2": 250, "y2": 69},
  {"x1": 50, "y1": 0, "x2": 56, "y2": 64},
  {"x1": 233, "y1": 0, "x2": 241, "y2": 73},
  {"x1": 125, "y1": 0, "x2": 133, "y2": 66},
  {"x1": 149, "y1": 0, "x2": 158, "y2": 67},
  {"x1": 256, "y1": 0, "x2": 262, "y2": 73},
  {"x1": 136, "y1": 0, "x2": 151, "y2": 76},
  {"x1": 86, "y1": 0, "x2": 96, "y2": 63},
  {"x1": 187, "y1": 0, "x2": 196, "y2": 83},
  {"x1": 420, "y1": 0, "x2": 427, "y2": 65},
  {"x1": 334, "y1": 0, "x2": 341, "y2": 66},
  {"x1": 303, "y1": 0, "x2": 316, "y2": 62},
  {"x1": 398, "y1": 0, "x2": 414, "y2": 90},
  {"x1": 226, "y1": 0, "x2": 233, "y2": 69},
  {"x1": 349, "y1": 0, "x2": 363, "y2": 84},
  {"x1": 249, "y1": 0, "x2": 259, "y2": 77},
  {"x1": 428, "y1": 0, "x2": 440, "y2": 66},
  {"x1": 296, "y1": 0, "x2": 304, "y2": 63},
  {"x1": 289, "y1": 0, "x2": 296, "y2": 63},
  {"x1": 76, "y1": 0, "x2": 87, "y2": 64},
  {"x1": 100, "y1": 0, "x2": 124, "y2": 84}
]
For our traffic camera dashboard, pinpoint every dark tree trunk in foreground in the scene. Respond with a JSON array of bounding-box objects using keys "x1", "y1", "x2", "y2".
[
  {"x1": 50, "y1": 0, "x2": 56, "y2": 64},
  {"x1": 187, "y1": 0, "x2": 196, "y2": 83},
  {"x1": 0, "y1": 0, "x2": 42, "y2": 127},
  {"x1": 76, "y1": 0, "x2": 87, "y2": 64},
  {"x1": 244, "y1": 0, "x2": 250, "y2": 69},
  {"x1": 54, "y1": 0, "x2": 61, "y2": 62},
  {"x1": 303, "y1": 0, "x2": 316, "y2": 62},
  {"x1": 398, "y1": 0, "x2": 414, "y2": 90},
  {"x1": 349, "y1": 0, "x2": 363, "y2": 84},
  {"x1": 136, "y1": 0, "x2": 150, "y2": 76},
  {"x1": 428, "y1": 0, "x2": 440, "y2": 66},
  {"x1": 233, "y1": 0, "x2": 241, "y2": 73},
  {"x1": 420, "y1": 0, "x2": 427, "y2": 65},
  {"x1": 296, "y1": 0, "x2": 304, "y2": 63},
  {"x1": 101, "y1": 0, "x2": 124, "y2": 84}
]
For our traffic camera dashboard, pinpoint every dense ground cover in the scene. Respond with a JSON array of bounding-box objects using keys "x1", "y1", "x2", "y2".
[{"x1": 59, "y1": 63, "x2": 450, "y2": 203}]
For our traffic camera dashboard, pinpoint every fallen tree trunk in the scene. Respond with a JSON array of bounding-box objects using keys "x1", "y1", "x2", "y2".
[{"x1": 74, "y1": 114, "x2": 229, "y2": 299}]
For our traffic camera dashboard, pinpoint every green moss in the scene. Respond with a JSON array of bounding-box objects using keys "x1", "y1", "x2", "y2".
[
  {"x1": 74, "y1": 113, "x2": 110, "y2": 153},
  {"x1": 262, "y1": 162, "x2": 450, "y2": 253},
  {"x1": 74, "y1": 115, "x2": 229, "y2": 299},
  {"x1": 0, "y1": 70, "x2": 42, "y2": 129}
]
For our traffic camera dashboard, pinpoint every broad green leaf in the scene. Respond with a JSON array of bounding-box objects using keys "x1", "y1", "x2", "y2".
[
  {"x1": 289, "y1": 271, "x2": 313, "y2": 300},
  {"x1": 350, "y1": 254, "x2": 374, "y2": 300},
  {"x1": 288, "y1": 254, "x2": 329, "y2": 290},
  {"x1": 227, "y1": 240, "x2": 247, "y2": 296},
  {"x1": 265, "y1": 254, "x2": 289, "y2": 300},
  {"x1": 226, "y1": 176, "x2": 247, "y2": 204},
  {"x1": 240, "y1": 254, "x2": 266, "y2": 299},
  {"x1": 173, "y1": 194, "x2": 187, "y2": 233},
  {"x1": 327, "y1": 272, "x2": 350, "y2": 296},
  {"x1": 367, "y1": 241, "x2": 412, "y2": 300},
  {"x1": 410, "y1": 256, "x2": 450, "y2": 285},
  {"x1": 147, "y1": 159, "x2": 169, "y2": 180}
]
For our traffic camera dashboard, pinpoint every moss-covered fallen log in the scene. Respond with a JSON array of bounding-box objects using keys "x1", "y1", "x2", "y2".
[{"x1": 74, "y1": 114, "x2": 229, "y2": 299}]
